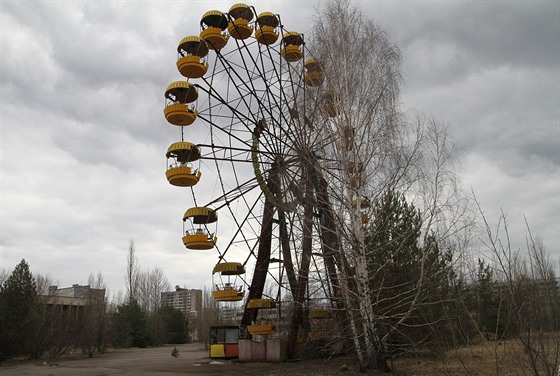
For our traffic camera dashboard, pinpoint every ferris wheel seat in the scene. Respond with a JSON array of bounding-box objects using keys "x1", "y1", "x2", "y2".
[
  {"x1": 212, "y1": 261, "x2": 245, "y2": 275},
  {"x1": 280, "y1": 45, "x2": 303, "y2": 62},
  {"x1": 166, "y1": 166, "x2": 202, "y2": 187},
  {"x1": 255, "y1": 26, "x2": 278, "y2": 45},
  {"x1": 323, "y1": 103, "x2": 340, "y2": 117},
  {"x1": 246, "y1": 298, "x2": 276, "y2": 309},
  {"x1": 182, "y1": 233, "x2": 217, "y2": 250},
  {"x1": 200, "y1": 28, "x2": 229, "y2": 50},
  {"x1": 338, "y1": 139, "x2": 353, "y2": 151},
  {"x1": 350, "y1": 176, "x2": 364, "y2": 188},
  {"x1": 184, "y1": 207, "x2": 218, "y2": 224},
  {"x1": 247, "y1": 323, "x2": 276, "y2": 335},
  {"x1": 213, "y1": 288, "x2": 245, "y2": 302},
  {"x1": 309, "y1": 309, "x2": 334, "y2": 319},
  {"x1": 304, "y1": 71, "x2": 324, "y2": 87},
  {"x1": 228, "y1": 19, "x2": 253, "y2": 40},
  {"x1": 347, "y1": 161, "x2": 364, "y2": 173},
  {"x1": 177, "y1": 56, "x2": 208, "y2": 79},
  {"x1": 351, "y1": 199, "x2": 370, "y2": 209},
  {"x1": 164, "y1": 104, "x2": 198, "y2": 126}
]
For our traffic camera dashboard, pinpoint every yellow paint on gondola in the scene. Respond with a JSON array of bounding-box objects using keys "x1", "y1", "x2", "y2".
[
  {"x1": 166, "y1": 166, "x2": 201, "y2": 187},
  {"x1": 350, "y1": 176, "x2": 364, "y2": 188},
  {"x1": 212, "y1": 262, "x2": 245, "y2": 302},
  {"x1": 165, "y1": 142, "x2": 202, "y2": 187},
  {"x1": 280, "y1": 32, "x2": 303, "y2": 62},
  {"x1": 184, "y1": 207, "x2": 218, "y2": 224},
  {"x1": 176, "y1": 36, "x2": 209, "y2": 78},
  {"x1": 164, "y1": 104, "x2": 197, "y2": 126},
  {"x1": 347, "y1": 161, "x2": 364, "y2": 174},
  {"x1": 322, "y1": 91, "x2": 340, "y2": 117},
  {"x1": 228, "y1": 4, "x2": 253, "y2": 40},
  {"x1": 212, "y1": 262, "x2": 245, "y2": 275},
  {"x1": 212, "y1": 289, "x2": 245, "y2": 302},
  {"x1": 303, "y1": 58, "x2": 324, "y2": 87},
  {"x1": 246, "y1": 298, "x2": 276, "y2": 309},
  {"x1": 351, "y1": 199, "x2": 370, "y2": 209},
  {"x1": 166, "y1": 142, "x2": 201, "y2": 163},
  {"x1": 163, "y1": 82, "x2": 199, "y2": 125},
  {"x1": 255, "y1": 12, "x2": 279, "y2": 45},
  {"x1": 182, "y1": 233, "x2": 217, "y2": 250},
  {"x1": 200, "y1": 10, "x2": 229, "y2": 50},
  {"x1": 247, "y1": 323, "x2": 275, "y2": 335}
]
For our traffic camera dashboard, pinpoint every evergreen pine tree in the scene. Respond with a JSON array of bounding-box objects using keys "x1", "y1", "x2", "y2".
[
  {"x1": 365, "y1": 190, "x2": 455, "y2": 352},
  {"x1": 0, "y1": 259, "x2": 38, "y2": 359}
]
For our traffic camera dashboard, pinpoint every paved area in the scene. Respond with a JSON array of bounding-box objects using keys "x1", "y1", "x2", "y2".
[{"x1": 0, "y1": 343, "x2": 361, "y2": 376}]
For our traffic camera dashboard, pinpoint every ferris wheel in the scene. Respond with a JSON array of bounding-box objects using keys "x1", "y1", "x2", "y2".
[{"x1": 161, "y1": 3, "x2": 364, "y2": 352}]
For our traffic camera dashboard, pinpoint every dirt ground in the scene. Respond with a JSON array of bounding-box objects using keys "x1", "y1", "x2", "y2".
[
  {"x1": 1, "y1": 339, "x2": 558, "y2": 376},
  {"x1": 0, "y1": 343, "x2": 370, "y2": 376}
]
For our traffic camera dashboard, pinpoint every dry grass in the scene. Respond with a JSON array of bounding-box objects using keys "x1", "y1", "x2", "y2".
[{"x1": 390, "y1": 333, "x2": 560, "y2": 376}]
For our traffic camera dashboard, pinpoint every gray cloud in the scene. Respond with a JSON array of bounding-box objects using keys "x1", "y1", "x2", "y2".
[{"x1": 2, "y1": 1, "x2": 558, "y2": 293}]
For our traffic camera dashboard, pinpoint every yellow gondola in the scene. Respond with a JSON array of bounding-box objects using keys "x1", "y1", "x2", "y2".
[
  {"x1": 246, "y1": 298, "x2": 276, "y2": 309},
  {"x1": 347, "y1": 161, "x2": 364, "y2": 174},
  {"x1": 182, "y1": 207, "x2": 218, "y2": 250},
  {"x1": 228, "y1": 3, "x2": 253, "y2": 40},
  {"x1": 212, "y1": 262, "x2": 246, "y2": 302},
  {"x1": 163, "y1": 81, "x2": 198, "y2": 126},
  {"x1": 247, "y1": 323, "x2": 276, "y2": 335},
  {"x1": 309, "y1": 308, "x2": 337, "y2": 341},
  {"x1": 176, "y1": 36, "x2": 209, "y2": 79},
  {"x1": 165, "y1": 142, "x2": 202, "y2": 187},
  {"x1": 185, "y1": 207, "x2": 218, "y2": 224},
  {"x1": 200, "y1": 10, "x2": 229, "y2": 50},
  {"x1": 339, "y1": 125, "x2": 354, "y2": 151},
  {"x1": 303, "y1": 58, "x2": 324, "y2": 87},
  {"x1": 255, "y1": 12, "x2": 279, "y2": 45},
  {"x1": 182, "y1": 232, "x2": 217, "y2": 250},
  {"x1": 350, "y1": 175, "x2": 364, "y2": 188},
  {"x1": 280, "y1": 32, "x2": 304, "y2": 62},
  {"x1": 351, "y1": 199, "x2": 370, "y2": 209},
  {"x1": 322, "y1": 91, "x2": 340, "y2": 117},
  {"x1": 309, "y1": 309, "x2": 334, "y2": 319},
  {"x1": 246, "y1": 299, "x2": 277, "y2": 335}
]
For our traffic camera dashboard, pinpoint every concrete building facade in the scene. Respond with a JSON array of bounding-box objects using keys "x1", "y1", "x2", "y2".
[
  {"x1": 161, "y1": 286, "x2": 202, "y2": 339},
  {"x1": 43, "y1": 284, "x2": 106, "y2": 317}
]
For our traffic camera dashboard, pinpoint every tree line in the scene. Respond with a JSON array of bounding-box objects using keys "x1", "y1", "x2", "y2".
[
  {"x1": 0, "y1": 244, "x2": 190, "y2": 361},
  {"x1": 345, "y1": 189, "x2": 559, "y2": 374}
]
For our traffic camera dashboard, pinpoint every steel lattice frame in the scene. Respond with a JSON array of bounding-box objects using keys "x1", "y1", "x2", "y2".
[{"x1": 168, "y1": 5, "x2": 349, "y2": 356}]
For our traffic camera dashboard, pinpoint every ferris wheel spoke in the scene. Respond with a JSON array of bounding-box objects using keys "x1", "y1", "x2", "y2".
[
  {"x1": 218, "y1": 190, "x2": 264, "y2": 260},
  {"x1": 217, "y1": 36, "x2": 303, "y2": 153},
  {"x1": 198, "y1": 82, "x2": 297, "y2": 160}
]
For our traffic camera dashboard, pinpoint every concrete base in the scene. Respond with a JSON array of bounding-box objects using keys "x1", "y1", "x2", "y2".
[{"x1": 239, "y1": 338, "x2": 287, "y2": 362}]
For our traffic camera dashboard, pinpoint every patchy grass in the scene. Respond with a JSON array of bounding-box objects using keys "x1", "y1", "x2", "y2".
[{"x1": 390, "y1": 333, "x2": 560, "y2": 376}]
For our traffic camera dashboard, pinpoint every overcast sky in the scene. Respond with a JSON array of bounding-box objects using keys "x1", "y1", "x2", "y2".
[{"x1": 1, "y1": 1, "x2": 559, "y2": 297}]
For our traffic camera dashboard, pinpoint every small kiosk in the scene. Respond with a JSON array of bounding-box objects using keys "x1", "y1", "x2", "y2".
[{"x1": 210, "y1": 325, "x2": 239, "y2": 359}]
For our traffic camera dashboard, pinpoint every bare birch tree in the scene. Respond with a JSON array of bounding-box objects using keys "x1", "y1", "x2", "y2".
[
  {"x1": 137, "y1": 266, "x2": 169, "y2": 314},
  {"x1": 310, "y1": 0, "x2": 473, "y2": 371},
  {"x1": 126, "y1": 239, "x2": 139, "y2": 303}
]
